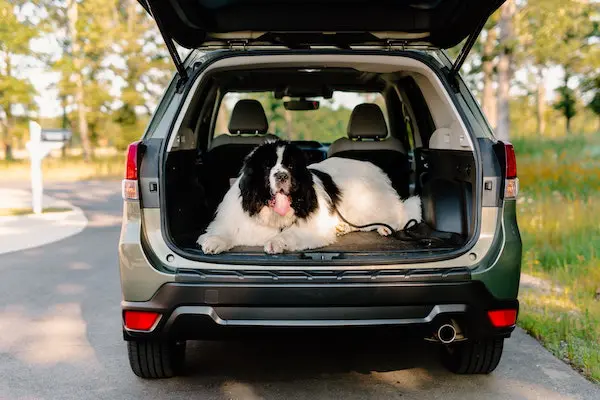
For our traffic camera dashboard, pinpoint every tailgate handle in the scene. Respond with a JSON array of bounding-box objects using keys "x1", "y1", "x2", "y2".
[{"x1": 300, "y1": 252, "x2": 342, "y2": 261}]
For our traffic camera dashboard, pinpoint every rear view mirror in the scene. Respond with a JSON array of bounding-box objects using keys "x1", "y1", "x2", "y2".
[{"x1": 284, "y1": 99, "x2": 320, "y2": 111}]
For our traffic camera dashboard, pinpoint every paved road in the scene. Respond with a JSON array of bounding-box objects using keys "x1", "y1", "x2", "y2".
[
  {"x1": 0, "y1": 181, "x2": 598, "y2": 400},
  {"x1": 0, "y1": 188, "x2": 87, "y2": 254}
]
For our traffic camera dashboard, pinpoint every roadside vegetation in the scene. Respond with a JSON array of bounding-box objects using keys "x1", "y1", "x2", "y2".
[
  {"x1": 0, "y1": 207, "x2": 72, "y2": 216},
  {"x1": 514, "y1": 133, "x2": 600, "y2": 383},
  {"x1": 0, "y1": 155, "x2": 125, "y2": 182}
]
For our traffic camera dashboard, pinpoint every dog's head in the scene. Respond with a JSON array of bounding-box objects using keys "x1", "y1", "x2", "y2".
[{"x1": 239, "y1": 140, "x2": 318, "y2": 224}]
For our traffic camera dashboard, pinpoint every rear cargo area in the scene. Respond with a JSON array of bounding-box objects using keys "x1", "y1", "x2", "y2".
[
  {"x1": 175, "y1": 229, "x2": 464, "y2": 254},
  {"x1": 164, "y1": 144, "x2": 474, "y2": 258},
  {"x1": 160, "y1": 59, "x2": 479, "y2": 262}
]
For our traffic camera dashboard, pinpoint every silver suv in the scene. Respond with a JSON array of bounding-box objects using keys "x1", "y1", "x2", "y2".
[{"x1": 120, "y1": 0, "x2": 522, "y2": 379}]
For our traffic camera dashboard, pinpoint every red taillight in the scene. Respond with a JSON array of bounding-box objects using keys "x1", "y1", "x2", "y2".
[
  {"x1": 125, "y1": 141, "x2": 141, "y2": 180},
  {"x1": 487, "y1": 309, "x2": 517, "y2": 327},
  {"x1": 499, "y1": 141, "x2": 518, "y2": 198},
  {"x1": 124, "y1": 311, "x2": 160, "y2": 331},
  {"x1": 504, "y1": 142, "x2": 517, "y2": 179},
  {"x1": 122, "y1": 141, "x2": 141, "y2": 200}
]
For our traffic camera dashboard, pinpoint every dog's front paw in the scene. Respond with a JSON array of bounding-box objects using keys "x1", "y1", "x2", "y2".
[
  {"x1": 197, "y1": 234, "x2": 231, "y2": 254},
  {"x1": 377, "y1": 226, "x2": 393, "y2": 236},
  {"x1": 264, "y1": 236, "x2": 288, "y2": 254},
  {"x1": 335, "y1": 223, "x2": 353, "y2": 236}
]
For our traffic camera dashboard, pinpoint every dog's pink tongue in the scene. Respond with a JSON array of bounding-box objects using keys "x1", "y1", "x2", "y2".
[{"x1": 273, "y1": 193, "x2": 291, "y2": 216}]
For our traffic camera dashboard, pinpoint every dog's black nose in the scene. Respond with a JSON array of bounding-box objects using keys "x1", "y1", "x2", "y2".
[{"x1": 274, "y1": 171, "x2": 289, "y2": 182}]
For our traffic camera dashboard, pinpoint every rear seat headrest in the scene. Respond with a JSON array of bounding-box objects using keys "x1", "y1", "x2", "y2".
[
  {"x1": 228, "y1": 99, "x2": 269, "y2": 135},
  {"x1": 347, "y1": 103, "x2": 388, "y2": 140}
]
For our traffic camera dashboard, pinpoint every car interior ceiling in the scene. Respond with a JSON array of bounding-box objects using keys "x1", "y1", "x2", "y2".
[{"x1": 164, "y1": 67, "x2": 474, "y2": 254}]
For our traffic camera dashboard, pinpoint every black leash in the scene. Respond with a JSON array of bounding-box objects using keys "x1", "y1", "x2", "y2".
[
  {"x1": 334, "y1": 207, "x2": 453, "y2": 246},
  {"x1": 334, "y1": 208, "x2": 399, "y2": 234},
  {"x1": 334, "y1": 207, "x2": 417, "y2": 238}
]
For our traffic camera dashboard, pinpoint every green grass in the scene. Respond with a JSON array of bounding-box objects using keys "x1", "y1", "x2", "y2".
[
  {"x1": 0, "y1": 207, "x2": 72, "y2": 216},
  {"x1": 514, "y1": 133, "x2": 600, "y2": 383},
  {"x1": 0, "y1": 155, "x2": 125, "y2": 182},
  {"x1": 512, "y1": 135, "x2": 600, "y2": 199}
]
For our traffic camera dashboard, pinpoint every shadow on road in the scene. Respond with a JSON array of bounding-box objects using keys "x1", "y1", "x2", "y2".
[
  {"x1": 1, "y1": 180, "x2": 597, "y2": 400},
  {"x1": 185, "y1": 333, "x2": 444, "y2": 377},
  {"x1": 165, "y1": 337, "x2": 452, "y2": 399}
]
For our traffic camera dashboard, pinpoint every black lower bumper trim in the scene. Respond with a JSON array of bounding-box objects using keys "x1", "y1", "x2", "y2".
[{"x1": 122, "y1": 281, "x2": 518, "y2": 341}]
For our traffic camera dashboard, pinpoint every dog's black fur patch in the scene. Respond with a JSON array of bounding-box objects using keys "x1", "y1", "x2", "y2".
[
  {"x1": 239, "y1": 141, "x2": 318, "y2": 219},
  {"x1": 309, "y1": 168, "x2": 341, "y2": 214},
  {"x1": 282, "y1": 142, "x2": 318, "y2": 219},
  {"x1": 239, "y1": 142, "x2": 278, "y2": 216}
]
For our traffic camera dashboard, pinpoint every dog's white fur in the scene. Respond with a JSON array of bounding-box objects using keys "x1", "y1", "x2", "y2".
[{"x1": 198, "y1": 155, "x2": 422, "y2": 254}]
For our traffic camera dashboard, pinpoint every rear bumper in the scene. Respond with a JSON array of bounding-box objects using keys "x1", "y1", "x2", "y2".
[{"x1": 122, "y1": 280, "x2": 518, "y2": 341}]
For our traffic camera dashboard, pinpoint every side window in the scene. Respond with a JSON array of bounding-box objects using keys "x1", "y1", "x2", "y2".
[
  {"x1": 144, "y1": 73, "x2": 178, "y2": 139},
  {"x1": 386, "y1": 87, "x2": 413, "y2": 152},
  {"x1": 402, "y1": 102, "x2": 416, "y2": 151},
  {"x1": 456, "y1": 77, "x2": 495, "y2": 138},
  {"x1": 401, "y1": 77, "x2": 436, "y2": 148}
]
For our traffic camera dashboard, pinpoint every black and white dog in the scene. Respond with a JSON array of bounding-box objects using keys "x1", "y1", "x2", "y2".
[{"x1": 198, "y1": 140, "x2": 422, "y2": 254}]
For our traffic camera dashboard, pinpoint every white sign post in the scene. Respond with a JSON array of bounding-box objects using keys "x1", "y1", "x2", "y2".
[{"x1": 25, "y1": 121, "x2": 65, "y2": 214}]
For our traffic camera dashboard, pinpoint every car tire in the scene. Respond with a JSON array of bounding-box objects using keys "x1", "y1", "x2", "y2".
[
  {"x1": 127, "y1": 339, "x2": 186, "y2": 379},
  {"x1": 441, "y1": 337, "x2": 504, "y2": 374}
]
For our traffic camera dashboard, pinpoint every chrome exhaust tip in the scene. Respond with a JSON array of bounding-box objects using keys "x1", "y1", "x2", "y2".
[{"x1": 437, "y1": 323, "x2": 457, "y2": 344}]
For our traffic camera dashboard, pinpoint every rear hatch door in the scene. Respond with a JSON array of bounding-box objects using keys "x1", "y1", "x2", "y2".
[
  {"x1": 138, "y1": 0, "x2": 505, "y2": 80},
  {"x1": 139, "y1": 0, "x2": 504, "y2": 49}
]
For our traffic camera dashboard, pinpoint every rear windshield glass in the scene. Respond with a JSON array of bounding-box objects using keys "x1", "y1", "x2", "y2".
[{"x1": 215, "y1": 91, "x2": 387, "y2": 144}]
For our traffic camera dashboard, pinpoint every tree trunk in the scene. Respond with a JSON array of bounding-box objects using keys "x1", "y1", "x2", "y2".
[
  {"x1": 0, "y1": 122, "x2": 13, "y2": 161},
  {"x1": 495, "y1": 0, "x2": 516, "y2": 141},
  {"x1": 481, "y1": 28, "x2": 497, "y2": 128},
  {"x1": 2, "y1": 117, "x2": 14, "y2": 161},
  {"x1": 124, "y1": 0, "x2": 136, "y2": 112},
  {"x1": 536, "y1": 68, "x2": 546, "y2": 135},
  {"x1": 67, "y1": 0, "x2": 93, "y2": 161},
  {"x1": 562, "y1": 70, "x2": 574, "y2": 135},
  {"x1": 2, "y1": 53, "x2": 14, "y2": 161},
  {"x1": 127, "y1": 0, "x2": 136, "y2": 33},
  {"x1": 4, "y1": 118, "x2": 13, "y2": 161},
  {"x1": 61, "y1": 95, "x2": 69, "y2": 157}
]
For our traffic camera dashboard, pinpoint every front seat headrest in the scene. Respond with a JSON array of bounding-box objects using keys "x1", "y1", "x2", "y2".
[
  {"x1": 228, "y1": 99, "x2": 269, "y2": 135},
  {"x1": 347, "y1": 103, "x2": 388, "y2": 140}
]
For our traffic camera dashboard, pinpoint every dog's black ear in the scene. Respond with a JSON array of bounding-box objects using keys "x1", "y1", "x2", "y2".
[
  {"x1": 239, "y1": 167, "x2": 266, "y2": 217},
  {"x1": 239, "y1": 146, "x2": 273, "y2": 216},
  {"x1": 290, "y1": 172, "x2": 318, "y2": 219},
  {"x1": 284, "y1": 145, "x2": 319, "y2": 219}
]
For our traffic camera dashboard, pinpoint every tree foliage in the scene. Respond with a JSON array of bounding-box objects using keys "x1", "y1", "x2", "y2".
[
  {"x1": 554, "y1": 84, "x2": 578, "y2": 133},
  {"x1": 0, "y1": 0, "x2": 38, "y2": 159},
  {"x1": 114, "y1": 0, "x2": 170, "y2": 115},
  {"x1": 1, "y1": 0, "x2": 599, "y2": 161}
]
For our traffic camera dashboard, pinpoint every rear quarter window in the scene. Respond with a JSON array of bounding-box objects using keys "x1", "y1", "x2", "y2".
[{"x1": 143, "y1": 73, "x2": 180, "y2": 139}]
